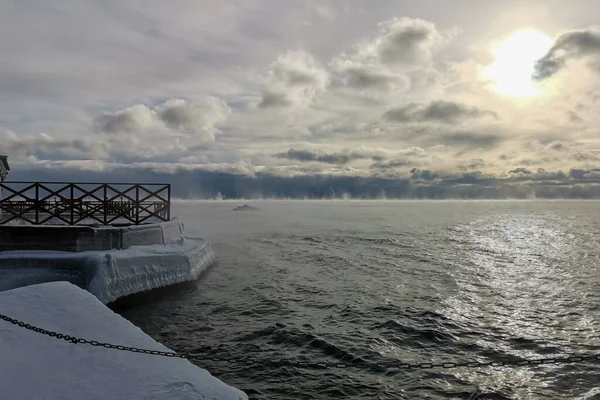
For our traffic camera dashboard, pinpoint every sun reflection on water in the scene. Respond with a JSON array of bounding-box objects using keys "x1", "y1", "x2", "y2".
[{"x1": 441, "y1": 212, "x2": 600, "y2": 395}]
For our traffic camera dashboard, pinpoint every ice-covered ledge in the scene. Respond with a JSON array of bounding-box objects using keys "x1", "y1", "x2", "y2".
[
  {"x1": 0, "y1": 281, "x2": 247, "y2": 400},
  {"x1": 0, "y1": 221, "x2": 216, "y2": 304}
]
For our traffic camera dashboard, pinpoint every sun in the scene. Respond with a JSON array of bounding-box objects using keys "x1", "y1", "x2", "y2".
[{"x1": 482, "y1": 29, "x2": 553, "y2": 98}]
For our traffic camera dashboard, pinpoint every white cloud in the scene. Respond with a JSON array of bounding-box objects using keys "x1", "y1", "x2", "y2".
[
  {"x1": 329, "y1": 17, "x2": 452, "y2": 94},
  {"x1": 94, "y1": 105, "x2": 162, "y2": 135},
  {"x1": 94, "y1": 97, "x2": 230, "y2": 141},
  {"x1": 258, "y1": 50, "x2": 329, "y2": 109},
  {"x1": 2, "y1": 130, "x2": 109, "y2": 160},
  {"x1": 155, "y1": 98, "x2": 230, "y2": 140}
]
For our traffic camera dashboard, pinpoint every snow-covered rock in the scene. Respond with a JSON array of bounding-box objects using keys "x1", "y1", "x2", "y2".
[{"x1": 0, "y1": 282, "x2": 247, "y2": 400}]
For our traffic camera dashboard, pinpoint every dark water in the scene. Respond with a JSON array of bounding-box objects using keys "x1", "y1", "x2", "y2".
[{"x1": 118, "y1": 201, "x2": 600, "y2": 399}]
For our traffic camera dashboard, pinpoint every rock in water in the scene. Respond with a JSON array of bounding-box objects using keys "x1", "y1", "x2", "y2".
[{"x1": 233, "y1": 204, "x2": 258, "y2": 211}]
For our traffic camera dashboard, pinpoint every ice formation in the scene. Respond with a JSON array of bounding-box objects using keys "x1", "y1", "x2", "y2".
[{"x1": 0, "y1": 237, "x2": 215, "y2": 304}]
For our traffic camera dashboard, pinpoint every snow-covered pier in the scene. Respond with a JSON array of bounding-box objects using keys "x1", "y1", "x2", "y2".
[
  {"x1": 0, "y1": 282, "x2": 246, "y2": 400},
  {"x1": 0, "y1": 181, "x2": 216, "y2": 303}
]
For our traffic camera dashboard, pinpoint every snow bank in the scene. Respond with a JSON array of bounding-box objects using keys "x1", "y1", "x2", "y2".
[
  {"x1": 0, "y1": 238, "x2": 216, "y2": 304},
  {"x1": 0, "y1": 282, "x2": 247, "y2": 400}
]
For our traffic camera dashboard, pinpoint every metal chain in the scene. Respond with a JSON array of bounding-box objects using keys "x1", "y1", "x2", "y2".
[{"x1": 3, "y1": 312, "x2": 600, "y2": 371}]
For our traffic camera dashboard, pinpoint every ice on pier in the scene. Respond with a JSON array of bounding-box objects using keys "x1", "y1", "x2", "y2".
[{"x1": 0, "y1": 237, "x2": 216, "y2": 304}]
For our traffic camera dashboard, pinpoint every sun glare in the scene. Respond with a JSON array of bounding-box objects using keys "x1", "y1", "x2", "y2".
[{"x1": 482, "y1": 30, "x2": 553, "y2": 98}]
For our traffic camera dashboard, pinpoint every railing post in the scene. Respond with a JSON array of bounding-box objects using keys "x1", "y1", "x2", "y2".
[
  {"x1": 35, "y1": 183, "x2": 39, "y2": 224},
  {"x1": 135, "y1": 184, "x2": 140, "y2": 225},
  {"x1": 167, "y1": 184, "x2": 171, "y2": 221},
  {"x1": 70, "y1": 184, "x2": 74, "y2": 225},
  {"x1": 103, "y1": 184, "x2": 108, "y2": 226}
]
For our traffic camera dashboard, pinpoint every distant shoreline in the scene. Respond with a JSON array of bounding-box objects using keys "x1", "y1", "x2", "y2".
[{"x1": 171, "y1": 198, "x2": 598, "y2": 203}]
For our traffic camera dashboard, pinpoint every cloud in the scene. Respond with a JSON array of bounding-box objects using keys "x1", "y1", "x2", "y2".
[
  {"x1": 155, "y1": 98, "x2": 230, "y2": 139},
  {"x1": 94, "y1": 97, "x2": 230, "y2": 141},
  {"x1": 509, "y1": 167, "x2": 532, "y2": 175},
  {"x1": 2, "y1": 131, "x2": 108, "y2": 160},
  {"x1": 375, "y1": 18, "x2": 445, "y2": 66},
  {"x1": 347, "y1": 17, "x2": 445, "y2": 69},
  {"x1": 369, "y1": 147, "x2": 429, "y2": 169},
  {"x1": 342, "y1": 68, "x2": 405, "y2": 90},
  {"x1": 3, "y1": 3, "x2": 600, "y2": 197},
  {"x1": 384, "y1": 100, "x2": 497, "y2": 124},
  {"x1": 94, "y1": 105, "x2": 162, "y2": 135},
  {"x1": 12, "y1": 161, "x2": 600, "y2": 199},
  {"x1": 568, "y1": 110, "x2": 584, "y2": 124},
  {"x1": 305, "y1": 0, "x2": 337, "y2": 21},
  {"x1": 258, "y1": 50, "x2": 328, "y2": 109},
  {"x1": 275, "y1": 148, "x2": 350, "y2": 164},
  {"x1": 329, "y1": 17, "x2": 453, "y2": 93},
  {"x1": 570, "y1": 168, "x2": 600, "y2": 179},
  {"x1": 410, "y1": 168, "x2": 439, "y2": 181},
  {"x1": 371, "y1": 159, "x2": 413, "y2": 169},
  {"x1": 275, "y1": 146, "x2": 429, "y2": 165},
  {"x1": 504, "y1": 168, "x2": 568, "y2": 182},
  {"x1": 258, "y1": 91, "x2": 293, "y2": 108},
  {"x1": 529, "y1": 140, "x2": 599, "y2": 162},
  {"x1": 534, "y1": 28, "x2": 600, "y2": 80},
  {"x1": 427, "y1": 131, "x2": 503, "y2": 149}
]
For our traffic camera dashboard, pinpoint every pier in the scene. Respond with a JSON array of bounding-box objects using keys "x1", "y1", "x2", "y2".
[{"x1": 0, "y1": 175, "x2": 215, "y2": 303}]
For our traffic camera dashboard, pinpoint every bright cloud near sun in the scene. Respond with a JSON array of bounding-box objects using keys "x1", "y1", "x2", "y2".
[
  {"x1": 2, "y1": 1, "x2": 600, "y2": 198},
  {"x1": 482, "y1": 30, "x2": 554, "y2": 98}
]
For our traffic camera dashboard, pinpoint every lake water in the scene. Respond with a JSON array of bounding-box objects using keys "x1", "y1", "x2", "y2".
[{"x1": 119, "y1": 200, "x2": 600, "y2": 399}]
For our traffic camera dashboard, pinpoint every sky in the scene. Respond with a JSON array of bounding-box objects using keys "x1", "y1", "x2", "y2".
[{"x1": 2, "y1": 0, "x2": 600, "y2": 198}]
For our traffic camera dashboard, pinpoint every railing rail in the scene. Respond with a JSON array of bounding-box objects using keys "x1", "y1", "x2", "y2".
[{"x1": 0, "y1": 182, "x2": 170, "y2": 226}]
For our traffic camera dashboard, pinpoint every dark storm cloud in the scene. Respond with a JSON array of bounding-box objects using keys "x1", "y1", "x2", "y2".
[
  {"x1": 384, "y1": 100, "x2": 497, "y2": 124},
  {"x1": 534, "y1": 29, "x2": 600, "y2": 81}
]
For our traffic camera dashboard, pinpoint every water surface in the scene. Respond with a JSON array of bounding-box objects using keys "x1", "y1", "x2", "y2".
[{"x1": 119, "y1": 200, "x2": 600, "y2": 399}]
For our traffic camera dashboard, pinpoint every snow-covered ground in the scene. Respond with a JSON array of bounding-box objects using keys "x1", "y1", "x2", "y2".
[
  {"x1": 0, "y1": 281, "x2": 247, "y2": 400},
  {"x1": 0, "y1": 237, "x2": 215, "y2": 303}
]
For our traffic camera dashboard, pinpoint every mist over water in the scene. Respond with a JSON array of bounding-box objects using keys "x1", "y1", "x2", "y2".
[{"x1": 119, "y1": 200, "x2": 600, "y2": 399}]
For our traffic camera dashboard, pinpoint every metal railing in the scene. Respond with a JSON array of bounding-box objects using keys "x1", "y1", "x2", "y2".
[{"x1": 0, "y1": 182, "x2": 170, "y2": 226}]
